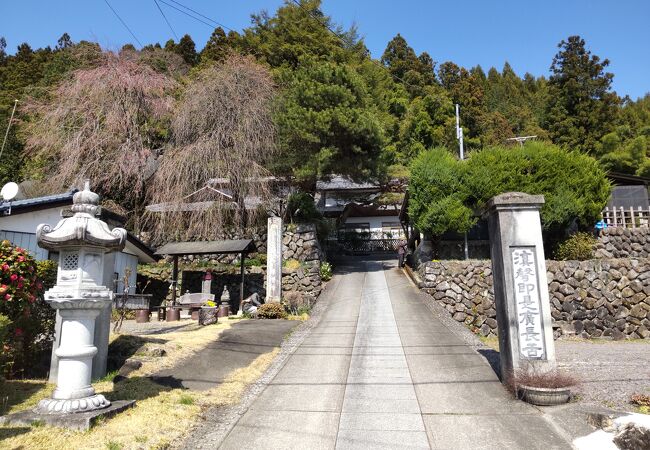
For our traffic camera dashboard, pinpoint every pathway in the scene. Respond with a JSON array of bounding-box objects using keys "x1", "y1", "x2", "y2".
[{"x1": 217, "y1": 259, "x2": 572, "y2": 449}]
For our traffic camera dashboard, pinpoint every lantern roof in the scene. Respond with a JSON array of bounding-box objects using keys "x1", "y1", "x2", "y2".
[{"x1": 36, "y1": 182, "x2": 127, "y2": 251}]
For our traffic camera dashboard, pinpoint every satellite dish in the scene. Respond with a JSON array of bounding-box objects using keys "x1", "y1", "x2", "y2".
[{"x1": 1, "y1": 182, "x2": 19, "y2": 201}]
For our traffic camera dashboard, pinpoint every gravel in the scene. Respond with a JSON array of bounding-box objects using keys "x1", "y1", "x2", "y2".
[{"x1": 411, "y1": 267, "x2": 650, "y2": 413}]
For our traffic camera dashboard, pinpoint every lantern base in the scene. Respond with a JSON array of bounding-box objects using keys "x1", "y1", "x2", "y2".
[{"x1": 35, "y1": 394, "x2": 110, "y2": 415}]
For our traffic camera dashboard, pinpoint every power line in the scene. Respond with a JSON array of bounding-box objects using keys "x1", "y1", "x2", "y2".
[
  {"x1": 157, "y1": 0, "x2": 227, "y2": 31},
  {"x1": 153, "y1": 0, "x2": 178, "y2": 40},
  {"x1": 165, "y1": 0, "x2": 232, "y2": 32},
  {"x1": 102, "y1": 0, "x2": 143, "y2": 47}
]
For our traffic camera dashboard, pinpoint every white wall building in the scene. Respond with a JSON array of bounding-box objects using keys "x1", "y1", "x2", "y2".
[{"x1": 0, "y1": 190, "x2": 156, "y2": 293}]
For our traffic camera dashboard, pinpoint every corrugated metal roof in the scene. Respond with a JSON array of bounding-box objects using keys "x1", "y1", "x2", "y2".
[
  {"x1": 154, "y1": 239, "x2": 256, "y2": 256},
  {"x1": 0, "y1": 190, "x2": 77, "y2": 213}
]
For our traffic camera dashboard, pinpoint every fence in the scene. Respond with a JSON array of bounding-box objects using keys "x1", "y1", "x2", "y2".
[
  {"x1": 325, "y1": 238, "x2": 402, "y2": 254},
  {"x1": 602, "y1": 206, "x2": 650, "y2": 228}
]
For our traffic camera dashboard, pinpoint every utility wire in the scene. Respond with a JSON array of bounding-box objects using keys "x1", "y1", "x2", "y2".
[
  {"x1": 102, "y1": 0, "x2": 143, "y2": 47},
  {"x1": 156, "y1": 0, "x2": 222, "y2": 30},
  {"x1": 153, "y1": 0, "x2": 178, "y2": 39},
  {"x1": 165, "y1": 0, "x2": 232, "y2": 32},
  {"x1": 0, "y1": 100, "x2": 18, "y2": 160}
]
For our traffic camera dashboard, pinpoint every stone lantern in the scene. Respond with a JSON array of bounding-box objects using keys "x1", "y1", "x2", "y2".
[{"x1": 35, "y1": 182, "x2": 127, "y2": 414}]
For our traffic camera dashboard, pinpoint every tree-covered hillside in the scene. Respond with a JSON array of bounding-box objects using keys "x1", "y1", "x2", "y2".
[{"x1": 1, "y1": 0, "x2": 648, "y2": 203}]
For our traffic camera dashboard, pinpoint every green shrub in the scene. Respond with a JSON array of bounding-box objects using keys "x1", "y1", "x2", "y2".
[
  {"x1": 408, "y1": 142, "x2": 611, "y2": 237},
  {"x1": 554, "y1": 232, "x2": 597, "y2": 260},
  {"x1": 286, "y1": 192, "x2": 322, "y2": 223},
  {"x1": 0, "y1": 240, "x2": 55, "y2": 378},
  {"x1": 257, "y1": 302, "x2": 288, "y2": 319},
  {"x1": 319, "y1": 262, "x2": 332, "y2": 281},
  {"x1": 36, "y1": 259, "x2": 57, "y2": 290}
]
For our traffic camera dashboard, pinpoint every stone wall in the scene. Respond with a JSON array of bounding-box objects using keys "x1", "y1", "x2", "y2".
[
  {"x1": 418, "y1": 258, "x2": 650, "y2": 340},
  {"x1": 281, "y1": 224, "x2": 323, "y2": 299},
  {"x1": 177, "y1": 223, "x2": 324, "y2": 305},
  {"x1": 595, "y1": 228, "x2": 650, "y2": 259}
]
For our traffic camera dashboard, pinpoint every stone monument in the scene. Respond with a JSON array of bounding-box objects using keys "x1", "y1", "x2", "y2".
[
  {"x1": 35, "y1": 183, "x2": 127, "y2": 415},
  {"x1": 486, "y1": 192, "x2": 557, "y2": 384},
  {"x1": 266, "y1": 216, "x2": 282, "y2": 303}
]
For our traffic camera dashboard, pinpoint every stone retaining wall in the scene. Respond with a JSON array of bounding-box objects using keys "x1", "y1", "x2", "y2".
[
  {"x1": 418, "y1": 258, "x2": 650, "y2": 340},
  {"x1": 172, "y1": 223, "x2": 324, "y2": 304},
  {"x1": 595, "y1": 228, "x2": 650, "y2": 259}
]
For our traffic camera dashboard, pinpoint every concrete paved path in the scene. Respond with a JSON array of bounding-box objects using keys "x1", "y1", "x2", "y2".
[{"x1": 218, "y1": 259, "x2": 572, "y2": 449}]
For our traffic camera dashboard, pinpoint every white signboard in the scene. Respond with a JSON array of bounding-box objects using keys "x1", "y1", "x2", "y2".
[{"x1": 511, "y1": 247, "x2": 546, "y2": 360}]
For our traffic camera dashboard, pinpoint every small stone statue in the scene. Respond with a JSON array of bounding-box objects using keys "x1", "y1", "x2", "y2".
[{"x1": 241, "y1": 293, "x2": 262, "y2": 316}]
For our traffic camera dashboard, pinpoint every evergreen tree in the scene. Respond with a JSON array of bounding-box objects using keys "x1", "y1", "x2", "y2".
[
  {"x1": 56, "y1": 33, "x2": 73, "y2": 51},
  {"x1": 240, "y1": 0, "x2": 355, "y2": 69},
  {"x1": 381, "y1": 34, "x2": 435, "y2": 98},
  {"x1": 201, "y1": 27, "x2": 236, "y2": 63},
  {"x1": 175, "y1": 34, "x2": 198, "y2": 66},
  {"x1": 545, "y1": 35, "x2": 620, "y2": 154}
]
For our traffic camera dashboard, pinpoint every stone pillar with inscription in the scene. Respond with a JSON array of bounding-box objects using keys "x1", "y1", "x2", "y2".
[
  {"x1": 486, "y1": 192, "x2": 556, "y2": 384},
  {"x1": 266, "y1": 216, "x2": 282, "y2": 303}
]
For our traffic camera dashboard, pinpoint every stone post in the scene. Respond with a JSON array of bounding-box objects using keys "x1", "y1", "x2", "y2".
[
  {"x1": 36, "y1": 183, "x2": 127, "y2": 414},
  {"x1": 486, "y1": 192, "x2": 556, "y2": 384},
  {"x1": 266, "y1": 216, "x2": 282, "y2": 303},
  {"x1": 202, "y1": 270, "x2": 213, "y2": 295}
]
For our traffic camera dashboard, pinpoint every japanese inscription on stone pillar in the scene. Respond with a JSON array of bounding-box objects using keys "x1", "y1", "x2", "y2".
[{"x1": 511, "y1": 247, "x2": 546, "y2": 360}]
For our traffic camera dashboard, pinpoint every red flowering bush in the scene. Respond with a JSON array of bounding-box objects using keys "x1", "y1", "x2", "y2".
[{"x1": 0, "y1": 240, "x2": 55, "y2": 378}]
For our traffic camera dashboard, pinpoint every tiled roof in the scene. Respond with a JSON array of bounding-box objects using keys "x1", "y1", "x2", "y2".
[
  {"x1": 316, "y1": 176, "x2": 379, "y2": 191},
  {"x1": 0, "y1": 190, "x2": 78, "y2": 213}
]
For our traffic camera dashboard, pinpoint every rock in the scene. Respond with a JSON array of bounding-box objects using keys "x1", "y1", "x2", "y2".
[
  {"x1": 452, "y1": 312, "x2": 467, "y2": 322},
  {"x1": 573, "y1": 269, "x2": 585, "y2": 281},
  {"x1": 616, "y1": 306, "x2": 631, "y2": 319},
  {"x1": 485, "y1": 318, "x2": 498, "y2": 329},
  {"x1": 622, "y1": 287, "x2": 636, "y2": 298},
  {"x1": 139, "y1": 346, "x2": 166, "y2": 357},
  {"x1": 613, "y1": 420, "x2": 650, "y2": 450},
  {"x1": 558, "y1": 284, "x2": 575, "y2": 295},
  {"x1": 437, "y1": 281, "x2": 450, "y2": 291},
  {"x1": 612, "y1": 329, "x2": 627, "y2": 340},
  {"x1": 631, "y1": 304, "x2": 648, "y2": 319},
  {"x1": 117, "y1": 358, "x2": 143, "y2": 378}
]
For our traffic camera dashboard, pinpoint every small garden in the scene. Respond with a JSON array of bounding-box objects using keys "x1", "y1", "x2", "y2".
[{"x1": 0, "y1": 317, "x2": 280, "y2": 449}]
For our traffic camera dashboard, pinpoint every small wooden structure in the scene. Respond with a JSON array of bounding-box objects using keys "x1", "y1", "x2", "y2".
[{"x1": 154, "y1": 239, "x2": 257, "y2": 311}]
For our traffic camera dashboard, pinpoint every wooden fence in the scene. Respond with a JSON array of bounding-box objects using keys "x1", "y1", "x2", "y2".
[{"x1": 602, "y1": 206, "x2": 650, "y2": 228}]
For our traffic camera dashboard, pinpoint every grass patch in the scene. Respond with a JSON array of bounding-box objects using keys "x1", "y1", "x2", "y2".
[
  {"x1": 0, "y1": 319, "x2": 280, "y2": 450},
  {"x1": 0, "y1": 380, "x2": 55, "y2": 415},
  {"x1": 179, "y1": 394, "x2": 194, "y2": 405},
  {"x1": 287, "y1": 312, "x2": 310, "y2": 321},
  {"x1": 95, "y1": 370, "x2": 119, "y2": 383},
  {"x1": 478, "y1": 335, "x2": 499, "y2": 351}
]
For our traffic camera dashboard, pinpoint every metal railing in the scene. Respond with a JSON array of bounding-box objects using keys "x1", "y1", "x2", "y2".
[{"x1": 602, "y1": 206, "x2": 650, "y2": 228}]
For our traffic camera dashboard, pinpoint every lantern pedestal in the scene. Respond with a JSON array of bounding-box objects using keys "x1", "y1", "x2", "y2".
[{"x1": 36, "y1": 304, "x2": 110, "y2": 414}]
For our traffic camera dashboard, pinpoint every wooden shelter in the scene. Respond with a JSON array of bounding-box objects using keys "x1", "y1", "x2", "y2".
[{"x1": 154, "y1": 239, "x2": 257, "y2": 307}]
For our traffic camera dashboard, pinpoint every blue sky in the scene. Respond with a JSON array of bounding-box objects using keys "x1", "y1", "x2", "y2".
[{"x1": 2, "y1": 0, "x2": 648, "y2": 99}]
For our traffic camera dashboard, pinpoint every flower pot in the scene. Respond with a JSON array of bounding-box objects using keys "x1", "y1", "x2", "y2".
[
  {"x1": 166, "y1": 307, "x2": 181, "y2": 322},
  {"x1": 518, "y1": 385, "x2": 571, "y2": 406},
  {"x1": 199, "y1": 306, "x2": 218, "y2": 326},
  {"x1": 135, "y1": 309, "x2": 150, "y2": 323},
  {"x1": 218, "y1": 303, "x2": 230, "y2": 318}
]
